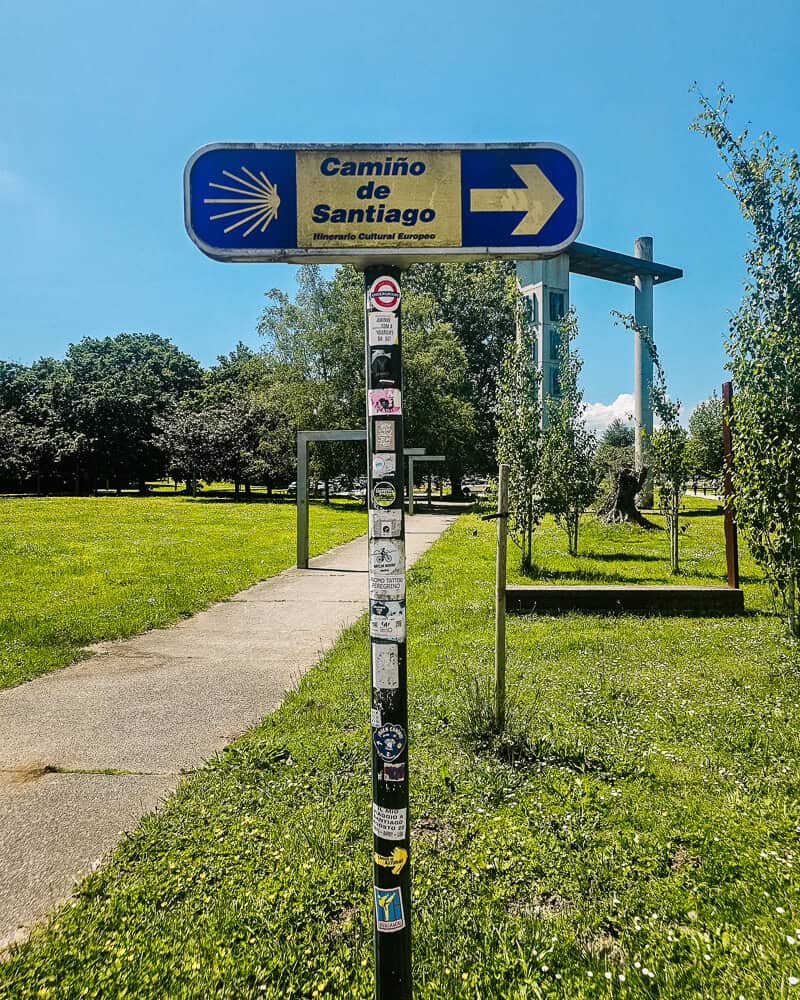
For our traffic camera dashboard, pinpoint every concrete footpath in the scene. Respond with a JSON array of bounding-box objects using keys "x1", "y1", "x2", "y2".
[{"x1": 0, "y1": 512, "x2": 456, "y2": 949}]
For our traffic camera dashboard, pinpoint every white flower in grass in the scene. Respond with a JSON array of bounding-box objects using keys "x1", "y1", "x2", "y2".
[
  {"x1": 789, "y1": 936, "x2": 797, "y2": 945},
  {"x1": 788, "y1": 975, "x2": 799, "y2": 987},
  {"x1": 605, "y1": 971, "x2": 612, "y2": 980},
  {"x1": 778, "y1": 907, "x2": 786, "y2": 914}
]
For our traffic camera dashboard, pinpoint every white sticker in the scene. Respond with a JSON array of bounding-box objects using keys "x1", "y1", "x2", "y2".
[
  {"x1": 372, "y1": 804, "x2": 407, "y2": 840},
  {"x1": 371, "y1": 708, "x2": 382, "y2": 727},
  {"x1": 370, "y1": 539, "x2": 405, "y2": 575},
  {"x1": 369, "y1": 311, "x2": 399, "y2": 346},
  {"x1": 369, "y1": 509, "x2": 402, "y2": 539},
  {"x1": 372, "y1": 453, "x2": 396, "y2": 477},
  {"x1": 370, "y1": 575, "x2": 406, "y2": 601},
  {"x1": 369, "y1": 388, "x2": 401, "y2": 416},
  {"x1": 370, "y1": 600, "x2": 406, "y2": 640},
  {"x1": 374, "y1": 420, "x2": 396, "y2": 451},
  {"x1": 372, "y1": 643, "x2": 399, "y2": 689}
]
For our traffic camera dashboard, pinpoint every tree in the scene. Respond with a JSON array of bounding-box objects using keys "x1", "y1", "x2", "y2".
[
  {"x1": 594, "y1": 418, "x2": 635, "y2": 490},
  {"x1": 692, "y1": 86, "x2": 800, "y2": 634},
  {"x1": 496, "y1": 303, "x2": 542, "y2": 573},
  {"x1": 540, "y1": 308, "x2": 599, "y2": 555},
  {"x1": 615, "y1": 313, "x2": 687, "y2": 573},
  {"x1": 686, "y1": 392, "x2": 724, "y2": 480},
  {"x1": 405, "y1": 261, "x2": 517, "y2": 491},
  {"x1": 63, "y1": 333, "x2": 202, "y2": 492}
]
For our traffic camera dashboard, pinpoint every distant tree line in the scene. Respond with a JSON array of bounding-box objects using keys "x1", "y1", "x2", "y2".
[{"x1": 0, "y1": 262, "x2": 517, "y2": 496}]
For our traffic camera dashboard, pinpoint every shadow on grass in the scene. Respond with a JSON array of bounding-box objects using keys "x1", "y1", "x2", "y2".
[{"x1": 584, "y1": 552, "x2": 663, "y2": 563}]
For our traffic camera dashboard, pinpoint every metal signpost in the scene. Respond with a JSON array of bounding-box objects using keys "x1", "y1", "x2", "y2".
[{"x1": 185, "y1": 141, "x2": 583, "y2": 1000}]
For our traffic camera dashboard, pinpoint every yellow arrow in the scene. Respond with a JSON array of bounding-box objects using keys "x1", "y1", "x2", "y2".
[
  {"x1": 469, "y1": 164, "x2": 564, "y2": 236},
  {"x1": 374, "y1": 847, "x2": 408, "y2": 875}
]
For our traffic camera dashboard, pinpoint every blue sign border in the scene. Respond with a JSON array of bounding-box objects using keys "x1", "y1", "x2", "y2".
[{"x1": 184, "y1": 142, "x2": 583, "y2": 264}]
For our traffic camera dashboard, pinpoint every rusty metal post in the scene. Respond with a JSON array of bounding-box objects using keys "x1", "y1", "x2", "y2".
[{"x1": 722, "y1": 381, "x2": 740, "y2": 589}]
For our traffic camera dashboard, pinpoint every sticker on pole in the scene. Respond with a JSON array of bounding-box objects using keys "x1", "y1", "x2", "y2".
[
  {"x1": 375, "y1": 846, "x2": 408, "y2": 873},
  {"x1": 370, "y1": 600, "x2": 405, "y2": 640},
  {"x1": 372, "y1": 453, "x2": 396, "y2": 477},
  {"x1": 369, "y1": 312, "x2": 399, "y2": 346},
  {"x1": 374, "y1": 420, "x2": 395, "y2": 451},
  {"x1": 372, "y1": 643, "x2": 399, "y2": 688},
  {"x1": 368, "y1": 388, "x2": 401, "y2": 416},
  {"x1": 382, "y1": 763, "x2": 406, "y2": 784},
  {"x1": 370, "y1": 509, "x2": 401, "y2": 538},
  {"x1": 373, "y1": 804, "x2": 407, "y2": 840},
  {"x1": 374, "y1": 885, "x2": 406, "y2": 933},
  {"x1": 372, "y1": 481, "x2": 396, "y2": 508},
  {"x1": 373, "y1": 723, "x2": 406, "y2": 762},
  {"x1": 370, "y1": 539, "x2": 405, "y2": 575},
  {"x1": 369, "y1": 275, "x2": 401, "y2": 312}
]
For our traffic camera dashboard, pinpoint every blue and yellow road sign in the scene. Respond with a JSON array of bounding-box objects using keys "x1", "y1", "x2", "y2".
[{"x1": 184, "y1": 143, "x2": 583, "y2": 264}]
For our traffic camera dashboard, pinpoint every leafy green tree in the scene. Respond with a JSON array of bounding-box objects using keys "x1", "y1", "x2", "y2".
[
  {"x1": 686, "y1": 392, "x2": 724, "y2": 480},
  {"x1": 540, "y1": 308, "x2": 599, "y2": 555},
  {"x1": 496, "y1": 305, "x2": 542, "y2": 573},
  {"x1": 594, "y1": 418, "x2": 635, "y2": 489},
  {"x1": 63, "y1": 333, "x2": 202, "y2": 492},
  {"x1": 693, "y1": 86, "x2": 800, "y2": 633},
  {"x1": 405, "y1": 261, "x2": 516, "y2": 490}
]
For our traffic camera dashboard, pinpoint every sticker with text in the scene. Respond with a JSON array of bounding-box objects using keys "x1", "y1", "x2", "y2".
[
  {"x1": 374, "y1": 885, "x2": 405, "y2": 933},
  {"x1": 369, "y1": 509, "x2": 402, "y2": 539},
  {"x1": 372, "y1": 803, "x2": 407, "y2": 840},
  {"x1": 371, "y1": 480, "x2": 396, "y2": 509},
  {"x1": 369, "y1": 575, "x2": 405, "y2": 601},
  {"x1": 374, "y1": 846, "x2": 408, "y2": 875},
  {"x1": 371, "y1": 708, "x2": 382, "y2": 728},
  {"x1": 369, "y1": 388, "x2": 401, "y2": 416},
  {"x1": 369, "y1": 538, "x2": 405, "y2": 575},
  {"x1": 374, "y1": 420, "x2": 396, "y2": 451},
  {"x1": 373, "y1": 722, "x2": 406, "y2": 762},
  {"x1": 372, "y1": 643, "x2": 399, "y2": 689},
  {"x1": 370, "y1": 600, "x2": 406, "y2": 640},
  {"x1": 369, "y1": 311, "x2": 399, "y2": 346},
  {"x1": 372, "y1": 452, "x2": 396, "y2": 477}
]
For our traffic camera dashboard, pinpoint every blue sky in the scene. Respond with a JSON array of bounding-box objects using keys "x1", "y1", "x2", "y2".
[{"x1": 1, "y1": 0, "x2": 798, "y2": 423}]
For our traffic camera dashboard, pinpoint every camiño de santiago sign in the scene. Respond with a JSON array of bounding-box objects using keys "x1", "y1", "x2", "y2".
[{"x1": 184, "y1": 143, "x2": 583, "y2": 264}]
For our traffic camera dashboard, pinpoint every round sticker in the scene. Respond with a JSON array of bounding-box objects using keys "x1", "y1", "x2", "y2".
[
  {"x1": 372, "y1": 481, "x2": 396, "y2": 508},
  {"x1": 373, "y1": 723, "x2": 407, "y2": 762},
  {"x1": 369, "y1": 275, "x2": 401, "y2": 313}
]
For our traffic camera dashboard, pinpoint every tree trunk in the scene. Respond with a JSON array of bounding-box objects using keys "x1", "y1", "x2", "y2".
[
  {"x1": 599, "y1": 467, "x2": 656, "y2": 528},
  {"x1": 789, "y1": 574, "x2": 797, "y2": 638},
  {"x1": 450, "y1": 474, "x2": 464, "y2": 499},
  {"x1": 245, "y1": 481, "x2": 251, "y2": 497},
  {"x1": 324, "y1": 478, "x2": 330, "y2": 504}
]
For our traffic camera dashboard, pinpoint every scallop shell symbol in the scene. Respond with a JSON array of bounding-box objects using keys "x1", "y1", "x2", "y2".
[{"x1": 204, "y1": 167, "x2": 280, "y2": 237}]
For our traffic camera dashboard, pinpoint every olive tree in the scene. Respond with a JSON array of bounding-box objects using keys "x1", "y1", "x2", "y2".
[{"x1": 692, "y1": 86, "x2": 800, "y2": 634}]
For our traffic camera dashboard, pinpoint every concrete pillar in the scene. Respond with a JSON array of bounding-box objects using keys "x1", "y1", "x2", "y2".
[
  {"x1": 516, "y1": 255, "x2": 570, "y2": 427},
  {"x1": 634, "y1": 237, "x2": 654, "y2": 497}
]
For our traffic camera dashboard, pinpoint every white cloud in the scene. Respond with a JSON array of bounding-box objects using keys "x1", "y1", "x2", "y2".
[{"x1": 582, "y1": 393, "x2": 634, "y2": 433}]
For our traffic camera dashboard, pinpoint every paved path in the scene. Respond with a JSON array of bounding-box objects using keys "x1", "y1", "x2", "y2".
[{"x1": 0, "y1": 513, "x2": 456, "y2": 949}]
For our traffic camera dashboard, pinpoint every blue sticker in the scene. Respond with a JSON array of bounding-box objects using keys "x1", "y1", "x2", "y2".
[
  {"x1": 373, "y1": 723, "x2": 406, "y2": 762},
  {"x1": 374, "y1": 885, "x2": 405, "y2": 933}
]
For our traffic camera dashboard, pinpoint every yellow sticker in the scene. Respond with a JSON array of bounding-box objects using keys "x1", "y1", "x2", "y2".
[
  {"x1": 374, "y1": 846, "x2": 408, "y2": 875},
  {"x1": 296, "y1": 150, "x2": 461, "y2": 248}
]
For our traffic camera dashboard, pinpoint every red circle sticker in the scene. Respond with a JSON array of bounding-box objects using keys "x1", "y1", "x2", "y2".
[{"x1": 368, "y1": 275, "x2": 401, "y2": 313}]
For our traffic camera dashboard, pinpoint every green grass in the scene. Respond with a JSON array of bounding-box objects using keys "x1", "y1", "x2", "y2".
[
  {"x1": 0, "y1": 495, "x2": 366, "y2": 690},
  {"x1": 2, "y1": 504, "x2": 800, "y2": 998}
]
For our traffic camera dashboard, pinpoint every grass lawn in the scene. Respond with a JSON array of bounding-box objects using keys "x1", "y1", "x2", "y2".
[
  {"x1": 0, "y1": 495, "x2": 366, "y2": 690},
  {"x1": 2, "y1": 501, "x2": 799, "y2": 998}
]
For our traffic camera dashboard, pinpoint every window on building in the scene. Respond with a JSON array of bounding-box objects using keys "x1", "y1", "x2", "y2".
[
  {"x1": 551, "y1": 367, "x2": 561, "y2": 397},
  {"x1": 549, "y1": 291, "x2": 565, "y2": 322},
  {"x1": 522, "y1": 293, "x2": 539, "y2": 326},
  {"x1": 549, "y1": 328, "x2": 560, "y2": 361}
]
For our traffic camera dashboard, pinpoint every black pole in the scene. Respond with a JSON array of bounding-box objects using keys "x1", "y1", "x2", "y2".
[{"x1": 364, "y1": 264, "x2": 412, "y2": 999}]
